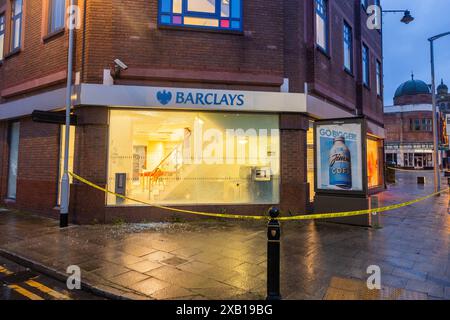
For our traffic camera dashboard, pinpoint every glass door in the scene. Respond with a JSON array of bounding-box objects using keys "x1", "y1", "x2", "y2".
[
  {"x1": 414, "y1": 154, "x2": 424, "y2": 169},
  {"x1": 7, "y1": 122, "x2": 20, "y2": 199}
]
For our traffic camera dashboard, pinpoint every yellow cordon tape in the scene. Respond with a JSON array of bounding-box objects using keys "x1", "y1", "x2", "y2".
[
  {"x1": 387, "y1": 167, "x2": 445, "y2": 173},
  {"x1": 69, "y1": 172, "x2": 449, "y2": 222}
]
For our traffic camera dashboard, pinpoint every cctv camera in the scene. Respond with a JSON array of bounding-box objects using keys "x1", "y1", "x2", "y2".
[{"x1": 114, "y1": 59, "x2": 128, "y2": 71}]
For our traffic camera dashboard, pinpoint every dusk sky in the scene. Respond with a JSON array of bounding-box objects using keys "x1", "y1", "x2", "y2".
[{"x1": 383, "y1": 0, "x2": 450, "y2": 105}]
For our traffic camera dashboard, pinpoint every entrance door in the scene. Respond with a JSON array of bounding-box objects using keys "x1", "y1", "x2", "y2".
[{"x1": 414, "y1": 155, "x2": 424, "y2": 169}]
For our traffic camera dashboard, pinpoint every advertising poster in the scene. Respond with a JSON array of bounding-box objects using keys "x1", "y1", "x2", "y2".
[
  {"x1": 315, "y1": 119, "x2": 366, "y2": 194},
  {"x1": 367, "y1": 138, "x2": 380, "y2": 188}
]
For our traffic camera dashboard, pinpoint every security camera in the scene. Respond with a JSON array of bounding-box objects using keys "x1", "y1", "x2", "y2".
[{"x1": 114, "y1": 59, "x2": 128, "y2": 71}]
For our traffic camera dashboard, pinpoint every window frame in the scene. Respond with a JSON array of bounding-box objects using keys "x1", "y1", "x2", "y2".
[
  {"x1": 0, "y1": 13, "x2": 5, "y2": 61},
  {"x1": 48, "y1": 0, "x2": 66, "y2": 35},
  {"x1": 315, "y1": 0, "x2": 329, "y2": 54},
  {"x1": 158, "y1": 0, "x2": 243, "y2": 32},
  {"x1": 343, "y1": 20, "x2": 353, "y2": 73},
  {"x1": 10, "y1": 0, "x2": 23, "y2": 52},
  {"x1": 376, "y1": 59, "x2": 382, "y2": 97},
  {"x1": 362, "y1": 43, "x2": 370, "y2": 88},
  {"x1": 361, "y1": 0, "x2": 368, "y2": 9}
]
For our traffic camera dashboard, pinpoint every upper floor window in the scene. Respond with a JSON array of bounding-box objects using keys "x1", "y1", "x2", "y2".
[
  {"x1": 362, "y1": 44, "x2": 370, "y2": 87},
  {"x1": 343, "y1": 21, "x2": 353, "y2": 72},
  {"x1": 315, "y1": 0, "x2": 328, "y2": 53},
  {"x1": 0, "y1": 14, "x2": 5, "y2": 60},
  {"x1": 11, "y1": 0, "x2": 23, "y2": 51},
  {"x1": 376, "y1": 59, "x2": 382, "y2": 96},
  {"x1": 49, "y1": 0, "x2": 66, "y2": 34},
  {"x1": 158, "y1": 0, "x2": 242, "y2": 31},
  {"x1": 409, "y1": 119, "x2": 432, "y2": 132}
]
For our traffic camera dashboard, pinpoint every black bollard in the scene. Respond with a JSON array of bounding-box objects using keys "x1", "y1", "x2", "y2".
[{"x1": 267, "y1": 207, "x2": 281, "y2": 300}]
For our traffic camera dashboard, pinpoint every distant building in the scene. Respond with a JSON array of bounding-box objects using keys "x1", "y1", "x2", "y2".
[
  {"x1": 384, "y1": 75, "x2": 446, "y2": 169},
  {"x1": 437, "y1": 79, "x2": 450, "y2": 113}
]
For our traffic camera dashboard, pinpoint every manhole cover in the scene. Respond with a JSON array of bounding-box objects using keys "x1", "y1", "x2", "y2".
[{"x1": 161, "y1": 257, "x2": 189, "y2": 266}]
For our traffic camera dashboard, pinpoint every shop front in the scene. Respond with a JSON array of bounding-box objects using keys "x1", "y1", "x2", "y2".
[
  {"x1": 61, "y1": 84, "x2": 311, "y2": 223},
  {"x1": 0, "y1": 83, "x2": 385, "y2": 224}
]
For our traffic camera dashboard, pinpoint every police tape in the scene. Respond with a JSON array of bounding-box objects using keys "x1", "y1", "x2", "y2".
[{"x1": 68, "y1": 172, "x2": 449, "y2": 221}]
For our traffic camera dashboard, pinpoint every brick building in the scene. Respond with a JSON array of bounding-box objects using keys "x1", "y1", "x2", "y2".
[
  {"x1": 0, "y1": 0, "x2": 385, "y2": 224},
  {"x1": 384, "y1": 75, "x2": 447, "y2": 169}
]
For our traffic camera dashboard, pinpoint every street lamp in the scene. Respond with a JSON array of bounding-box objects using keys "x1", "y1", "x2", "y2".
[
  {"x1": 429, "y1": 31, "x2": 450, "y2": 194},
  {"x1": 60, "y1": 0, "x2": 76, "y2": 228},
  {"x1": 382, "y1": 10, "x2": 414, "y2": 24}
]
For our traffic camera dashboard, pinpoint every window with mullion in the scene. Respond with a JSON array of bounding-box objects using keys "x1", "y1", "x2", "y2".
[
  {"x1": 159, "y1": 0, "x2": 242, "y2": 31},
  {"x1": 49, "y1": 0, "x2": 66, "y2": 34},
  {"x1": 343, "y1": 21, "x2": 353, "y2": 72},
  {"x1": 315, "y1": 0, "x2": 328, "y2": 53},
  {"x1": 11, "y1": 0, "x2": 23, "y2": 51},
  {"x1": 0, "y1": 14, "x2": 5, "y2": 60}
]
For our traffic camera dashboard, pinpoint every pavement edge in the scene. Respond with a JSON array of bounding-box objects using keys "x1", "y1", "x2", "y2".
[{"x1": 0, "y1": 248, "x2": 133, "y2": 300}]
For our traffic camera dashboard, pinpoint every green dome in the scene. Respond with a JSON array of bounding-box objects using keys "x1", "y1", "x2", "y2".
[{"x1": 394, "y1": 76, "x2": 431, "y2": 99}]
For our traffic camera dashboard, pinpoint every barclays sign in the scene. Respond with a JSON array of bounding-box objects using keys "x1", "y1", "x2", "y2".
[{"x1": 157, "y1": 89, "x2": 245, "y2": 107}]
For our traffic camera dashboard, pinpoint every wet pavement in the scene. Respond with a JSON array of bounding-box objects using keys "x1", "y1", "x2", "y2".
[
  {"x1": 0, "y1": 171, "x2": 449, "y2": 300},
  {"x1": 0, "y1": 256, "x2": 103, "y2": 300}
]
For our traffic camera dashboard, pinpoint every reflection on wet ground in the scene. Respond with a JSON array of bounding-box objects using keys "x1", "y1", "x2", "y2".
[{"x1": 0, "y1": 171, "x2": 449, "y2": 300}]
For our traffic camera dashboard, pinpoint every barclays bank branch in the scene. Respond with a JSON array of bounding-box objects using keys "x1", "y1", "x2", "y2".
[{"x1": 0, "y1": 83, "x2": 385, "y2": 224}]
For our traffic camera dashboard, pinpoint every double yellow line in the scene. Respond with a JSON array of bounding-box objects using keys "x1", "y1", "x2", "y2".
[
  {"x1": 69, "y1": 172, "x2": 449, "y2": 221},
  {"x1": 0, "y1": 266, "x2": 70, "y2": 300}
]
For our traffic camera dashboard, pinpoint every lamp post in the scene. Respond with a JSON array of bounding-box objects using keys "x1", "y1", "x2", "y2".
[
  {"x1": 429, "y1": 32, "x2": 450, "y2": 194},
  {"x1": 60, "y1": 0, "x2": 76, "y2": 228}
]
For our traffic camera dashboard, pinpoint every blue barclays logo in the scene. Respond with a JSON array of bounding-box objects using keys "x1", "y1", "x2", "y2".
[
  {"x1": 156, "y1": 89, "x2": 245, "y2": 107},
  {"x1": 157, "y1": 90, "x2": 173, "y2": 105}
]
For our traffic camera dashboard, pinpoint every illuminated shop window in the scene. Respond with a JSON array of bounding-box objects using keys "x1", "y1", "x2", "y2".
[
  {"x1": 107, "y1": 110, "x2": 280, "y2": 206},
  {"x1": 367, "y1": 138, "x2": 383, "y2": 188},
  {"x1": 159, "y1": 0, "x2": 243, "y2": 31},
  {"x1": 58, "y1": 125, "x2": 75, "y2": 205},
  {"x1": 306, "y1": 122, "x2": 315, "y2": 201}
]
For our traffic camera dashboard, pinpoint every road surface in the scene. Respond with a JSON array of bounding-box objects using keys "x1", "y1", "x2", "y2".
[{"x1": 0, "y1": 256, "x2": 104, "y2": 300}]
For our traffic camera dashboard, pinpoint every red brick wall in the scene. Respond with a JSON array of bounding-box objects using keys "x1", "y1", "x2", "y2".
[
  {"x1": 394, "y1": 94, "x2": 433, "y2": 106},
  {"x1": 12, "y1": 118, "x2": 60, "y2": 218},
  {"x1": 384, "y1": 111, "x2": 434, "y2": 143},
  {"x1": 0, "y1": 0, "x2": 69, "y2": 102},
  {"x1": 307, "y1": 0, "x2": 383, "y2": 125}
]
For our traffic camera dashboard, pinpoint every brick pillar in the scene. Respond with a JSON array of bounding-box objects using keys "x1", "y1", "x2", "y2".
[
  {"x1": 279, "y1": 113, "x2": 309, "y2": 215},
  {"x1": 70, "y1": 106, "x2": 109, "y2": 224}
]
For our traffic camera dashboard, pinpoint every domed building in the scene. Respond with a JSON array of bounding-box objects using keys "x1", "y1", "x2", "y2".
[
  {"x1": 384, "y1": 74, "x2": 447, "y2": 169},
  {"x1": 393, "y1": 75, "x2": 432, "y2": 106},
  {"x1": 437, "y1": 79, "x2": 450, "y2": 114}
]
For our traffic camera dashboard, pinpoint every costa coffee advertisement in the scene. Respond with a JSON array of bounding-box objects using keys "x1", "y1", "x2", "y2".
[{"x1": 315, "y1": 118, "x2": 365, "y2": 194}]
